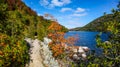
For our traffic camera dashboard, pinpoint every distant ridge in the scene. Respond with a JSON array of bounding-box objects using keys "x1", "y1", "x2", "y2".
[{"x1": 70, "y1": 14, "x2": 116, "y2": 31}]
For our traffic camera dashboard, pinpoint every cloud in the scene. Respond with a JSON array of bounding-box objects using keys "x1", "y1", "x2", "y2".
[
  {"x1": 65, "y1": 22, "x2": 86, "y2": 29},
  {"x1": 60, "y1": 7, "x2": 87, "y2": 16},
  {"x1": 60, "y1": 8, "x2": 73, "y2": 12},
  {"x1": 51, "y1": 0, "x2": 71, "y2": 7},
  {"x1": 73, "y1": 8, "x2": 87, "y2": 17},
  {"x1": 40, "y1": 0, "x2": 49, "y2": 6},
  {"x1": 56, "y1": 11, "x2": 88, "y2": 28},
  {"x1": 75, "y1": 8, "x2": 85, "y2": 13},
  {"x1": 39, "y1": 0, "x2": 71, "y2": 8},
  {"x1": 72, "y1": 13, "x2": 87, "y2": 17}
]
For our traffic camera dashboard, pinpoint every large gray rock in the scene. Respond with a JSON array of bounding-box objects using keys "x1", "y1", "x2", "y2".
[
  {"x1": 44, "y1": 37, "x2": 52, "y2": 45},
  {"x1": 40, "y1": 40, "x2": 59, "y2": 67}
]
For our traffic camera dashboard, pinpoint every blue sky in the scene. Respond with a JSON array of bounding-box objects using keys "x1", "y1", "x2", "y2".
[{"x1": 22, "y1": 0, "x2": 118, "y2": 29}]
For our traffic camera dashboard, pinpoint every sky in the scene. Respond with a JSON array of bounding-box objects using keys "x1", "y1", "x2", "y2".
[{"x1": 22, "y1": 0, "x2": 118, "y2": 29}]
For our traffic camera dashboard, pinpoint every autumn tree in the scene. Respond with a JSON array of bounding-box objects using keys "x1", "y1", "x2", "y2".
[
  {"x1": 48, "y1": 21, "x2": 66, "y2": 58},
  {"x1": 47, "y1": 20, "x2": 77, "y2": 60}
]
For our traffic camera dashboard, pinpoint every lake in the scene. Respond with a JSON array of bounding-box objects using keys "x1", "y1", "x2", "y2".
[{"x1": 65, "y1": 31, "x2": 109, "y2": 55}]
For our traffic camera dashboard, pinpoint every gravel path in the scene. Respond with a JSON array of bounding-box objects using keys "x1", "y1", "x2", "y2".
[
  {"x1": 25, "y1": 38, "x2": 59, "y2": 67},
  {"x1": 25, "y1": 38, "x2": 44, "y2": 67}
]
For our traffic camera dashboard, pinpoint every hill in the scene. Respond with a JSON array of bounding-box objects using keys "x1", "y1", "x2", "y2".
[
  {"x1": 70, "y1": 14, "x2": 116, "y2": 31},
  {"x1": 0, "y1": 0, "x2": 68, "y2": 66},
  {"x1": 0, "y1": 0, "x2": 68, "y2": 40}
]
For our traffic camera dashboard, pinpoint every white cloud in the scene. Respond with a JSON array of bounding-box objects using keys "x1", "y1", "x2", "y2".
[
  {"x1": 60, "y1": 8, "x2": 72, "y2": 12},
  {"x1": 51, "y1": 0, "x2": 71, "y2": 7},
  {"x1": 64, "y1": 21, "x2": 86, "y2": 29},
  {"x1": 75, "y1": 8, "x2": 85, "y2": 13},
  {"x1": 60, "y1": 7, "x2": 86, "y2": 14},
  {"x1": 72, "y1": 13, "x2": 87, "y2": 17},
  {"x1": 39, "y1": 0, "x2": 71, "y2": 8},
  {"x1": 56, "y1": 14, "x2": 87, "y2": 28},
  {"x1": 40, "y1": 0, "x2": 49, "y2": 6}
]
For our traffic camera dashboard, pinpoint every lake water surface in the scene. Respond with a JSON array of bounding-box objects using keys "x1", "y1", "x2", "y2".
[{"x1": 65, "y1": 31, "x2": 109, "y2": 54}]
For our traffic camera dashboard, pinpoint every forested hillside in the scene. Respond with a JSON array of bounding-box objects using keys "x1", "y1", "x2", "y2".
[
  {"x1": 0, "y1": 0, "x2": 68, "y2": 39},
  {"x1": 0, "y1": 0, "x2": 68, "y2": 66},
  {"x1": 70, "y1": 13, "x2": 120, "y2": 31}
]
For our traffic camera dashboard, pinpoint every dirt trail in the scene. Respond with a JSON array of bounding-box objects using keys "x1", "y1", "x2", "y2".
[{"x1": 25, "y1": 38, "x2": 44, "y2": 67}]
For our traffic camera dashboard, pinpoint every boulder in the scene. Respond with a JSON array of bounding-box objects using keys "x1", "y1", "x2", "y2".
[
  {"x1": 104, "y1": 41, "x2": 111, "y2": 44},
  {"x1": 82, "y1": 46, "x2": 89, "y2": 51},
  {"x1": 73, "y1": 54, "x2": 78, "y2": 60},
  {"x1": 81, "y1": 53, "x2": 87, "y2": 59},
  {"x1": 44, "y1": 37, "x2": 52, "y2": 45},
  {"x1": 78, "y1": 47, "x2": 84, "y2": 53},
  {"x1": 72, "y1": 48, "x2": 78, "y2": 53}
]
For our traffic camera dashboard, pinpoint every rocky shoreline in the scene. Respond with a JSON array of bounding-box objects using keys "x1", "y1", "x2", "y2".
[{"x1": 25, "y1": 37, "x2": 89, "y2": 67}]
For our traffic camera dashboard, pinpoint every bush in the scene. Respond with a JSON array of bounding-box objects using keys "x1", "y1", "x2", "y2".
[{"x1": 0, "y1": 34, "x2": 29, "y2": 67}]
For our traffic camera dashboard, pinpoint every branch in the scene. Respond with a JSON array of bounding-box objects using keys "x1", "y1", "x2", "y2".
[{"x1": 104, "y1": 55, "x2": 120, "y2": 60}]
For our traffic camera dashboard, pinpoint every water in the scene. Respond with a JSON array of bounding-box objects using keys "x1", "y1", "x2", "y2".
[{"x1": 65, "y1": 31, "x2": 109, "y2": 55}]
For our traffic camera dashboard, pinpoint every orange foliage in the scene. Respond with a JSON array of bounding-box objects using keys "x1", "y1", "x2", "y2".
[
  {"x1": 66, "y1": 35, "x2": 78, "y2": 46},
  {"x1": 48, "y1": 21, "x2": 77, "y2": 58},
  {"x1": 0, "y1": 34, "x2": 8, "y2": 47},
  {"x1": 0, "y1": 51, "x2": 3, "y2": 55},
  {"x1": 48, "y1": 22, "x2": 62, "y2": 31},
  {"x1": 0, "y1": 42, "x2": 6, "y2": 47},
  {"x1": 49, "y1": 32, "x2": 66, "y2": 43},
  {"x1": 0, "y1": 34, "x2": 8, "y2": 56},
  {"x1": 48, "y1": 21, "x2": 66, "y2": 57},
  {"x1": 0, "y1": 34, "x2": 7, "y2": 39},
  {"x1": 51, "y1": 44, "x2": 64, "y2": 57},
  {"x1": 44, "y1": 14, "x2": 56, "y2": 21}
]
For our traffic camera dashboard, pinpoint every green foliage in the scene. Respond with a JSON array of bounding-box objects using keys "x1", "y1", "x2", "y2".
[
  {"x1": 0, "y1": 2, "x2": 8, "y2": 33},
  {"x1": 70, "y1": 1, "x2": 120, "y2": 67},
  {"x1": 0, "y1": 34, "x2": 29, "y2": 67},
  {"x1": 0, "y1": 0, "x2": 68, "y2": 66},
  {"x1": 37, "y1": 23, "x2": 46, "y2": 41},
  {"x1": 71, "y1": 14, "x2": 119, "y2": 32},
  {"x1": 95, "y1": 2, "x2": 120, "y2": 66}
]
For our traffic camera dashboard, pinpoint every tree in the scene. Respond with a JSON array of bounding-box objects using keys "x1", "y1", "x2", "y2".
[
  {"x1": 96, "y1": 1, "x2": 120, "y2": 66},
  {"x1": 48, "y1": 21, "x2": 66, "y2": 58}
]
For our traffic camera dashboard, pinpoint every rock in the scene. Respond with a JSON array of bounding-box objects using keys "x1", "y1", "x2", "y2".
[
  {"x1": 82, "y1": 46, "x2": 89, "y2": 51},
  {"x1": 25, "y1": 37, "x2": 90, "y2": 67},
  {"x1": 104, "y1": 41, "x2": 111, "y2": 44},
  {"x1": 64, "y1": 44, "x2": 68, "y2": 49},
  {"x1": 72, "y1": 48, "x2": 77, "y2": 53},
  {"x1": 73, "y1": 54, "x2": 78, "y2": 59},
  {"x1": 24, "y1": 38, "x2": 33, "y2": 47},
  {"x1": 81, "y1": 53, "x2": 86, "y2": 58},
  {"x1": 78, "y1": 47, "x2": 84, "y2": 53},
  {"x1": 41, "y1": 38, "x2": 59, "y2": 67},
  {"x1": 44, "y1": 37, "x2": 52, "y2": 45}
]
